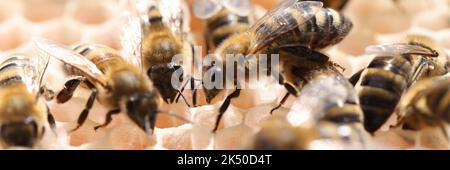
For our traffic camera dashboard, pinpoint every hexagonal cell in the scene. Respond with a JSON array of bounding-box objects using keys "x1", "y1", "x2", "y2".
[
  {"x1": 0, "y1": 25, "x2": 30, "y2": 51},
  {"x1": 23, "y1": 0, "x2": 67, "y2": 23},
  {"x1": 40, "y1": 19, "x2": 83, "y2": 45},
  {"x1": 70, "y1": 0, "x2": 113, "y2": 25}
]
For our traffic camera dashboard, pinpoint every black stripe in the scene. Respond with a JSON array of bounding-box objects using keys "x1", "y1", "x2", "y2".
[
  {"x1": 0, "y1": 75, "x2": 23, "y2": 87},
  {"x1": 360, "y1": 74, "x2": 404, "y2": 94},
  {"x1": 361, "y1": 105, "x2": 393, "y2": 133},
  {"x1": 323, "y1": 113, "x2": 361, "y2": 124},
  {"x1": 359, "y1": 92, "x2": 399, "y2": 109},
  {"x1": 149, "y1": 16, "x2": 163, "y2": 24},
  {"x1": 74, "y1": 45, "x2": 96, "y2": 56},
  {"x1": 368, "y1": 56, "x2": 410, "y2": 77},
  {"x1": 207, "y1": 14, "x2": 249, "y2": 32},
  {"x1": 212, "y1": 34, "x2": 233, "y2": 47},
  {"x1": 430, "y1": 85, "x2": 450, "y2": 111},
  {"x1": 0, "y1": 63, "x2": 20, "y2": 73}
]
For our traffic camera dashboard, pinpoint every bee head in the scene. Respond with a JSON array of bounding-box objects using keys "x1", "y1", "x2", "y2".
[
  {"x1": 0, "y1": 116, "x2": 39, "y2": 148},
  {"x1": 126, "y1": 92, "x2": 159, "y2": 133},
  {"x1": 148, "y1": 64, "x2": 183, "y2": 103}
]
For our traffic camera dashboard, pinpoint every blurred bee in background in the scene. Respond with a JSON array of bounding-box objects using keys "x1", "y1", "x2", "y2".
[
  {"x1": 33, "y1": 38, "x2": 190, "y2": 135},
  {"x1": 288, "y1": 69, "x2": 366, "y2": 149},
  {"x1": 350, "y1": 35, "x2": 449, "y2": 134},
  {"x1": 0, "y1": 54, "x2": 55, "y2": 148},
  {"x1": 122, "y1": 0, "x2": 197, "y2": 106},
  {"x1": 193, "y1": 0, "x2": 256, "y2": 52},
  {"x1": 250, "y1": 117, "x2": 314, "y2": 150},
  {"x1": 394, "y1": 75, "x2": 450, "y2": 144},
  {"x1": 205, "y1": 0, "x2": 353, "y2": 132}
]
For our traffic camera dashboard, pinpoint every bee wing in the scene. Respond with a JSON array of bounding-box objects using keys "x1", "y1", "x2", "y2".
[
  {"x1": 288, "y1": 71, "x2": 358, "y2": 124},
  {"x1": 120, "y1": 12, "x2": 143, "y2": 69},
  {"x1": 160, "y1": 0, "x2": 191, "y2": 38},
  {"x1": 32, "y1": 51, "x2": 51, "y2": 95},
  {"x1": 220, "y1": 0, "x2": 252, "y2": 17},
  {"x1": 0, "y1": 54, "x2": 50, "y2": 95},
  {"x1": 32, "y1": 37, "x2": 107, "y2": 86},
  {"x1": 249, "y1": 1, "x2": 323, "y2": 53},
  {"x1": 193, "y1": 0, "x2": 223, "y2": 19},
  {"x1": 365, "y1": 44, "x2": 436, "y2": 56}
]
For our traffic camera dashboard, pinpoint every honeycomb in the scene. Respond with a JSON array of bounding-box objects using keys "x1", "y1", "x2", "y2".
[{"x1": 0, "y1": 0, "x2": 448, "y2": 150}]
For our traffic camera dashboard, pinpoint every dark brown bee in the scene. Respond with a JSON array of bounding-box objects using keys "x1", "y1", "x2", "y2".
[
  {"x1": 33, "y1": 38, "x2": 190, "y2": 135},
  {"x1": 193, "y1": 0, "x2": 256, "y2": 52},
  {"x1": 0, "y1": 54, "x2": 55, "y2": 148},
  {"x1": 350, "y1": 35, "x2": 448, "y2": 134},
  {"x1": 203, "y1": 1, "x2": 353, "y2": 132}
]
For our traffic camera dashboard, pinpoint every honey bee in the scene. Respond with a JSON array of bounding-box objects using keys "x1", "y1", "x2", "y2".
[
  {"x1": 0, "y1": 54, "x2": 55, "y2": 148},
  {"x1": 122, "y1": 0, "x2": 196, "y2": 106},
  {"x1": 193, "y1": 0, "x2": 256, "y2": 52},
  {"x1": 394, "y1": 75, "x2": 450, "y2": 144},
  {"x1": 288, "y1": 69, "x2": 366, "y2": 148},
  {"x1": 350, "y1": 35, "x2": 449, "y2": 134},
  {"x1": 250, "y1": 117, "x2": 314, "y2": 150},
  {"x1": 33, "y1": 38, "x2": 190, "y2": 135},
  {"x1": 205, "y1": 0, "x2": 353, "y2": 132}
]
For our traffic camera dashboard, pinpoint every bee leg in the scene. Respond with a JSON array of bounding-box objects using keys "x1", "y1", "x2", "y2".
[
  {"x1": 70, "y1": 89, "x2": 97, "y2": 132},
  {"x1": 190, "y1": 77, "x2": 198, "y2": 107},
  {"x1": 144, "y1": 114, "x2": 157, "y2": 137},
  {"x1": 213, "y1": 88, "x2": 241, "y2": 133},
  {"x1": 176, "y1": 77, "x2": 201, "y2": 107},
  {"x1": 46, "y1": 104, "x2": 57, "y2": 134},
  {"x1": 93, "y1": 109, "x2": 121, "y2": 131},
  {"x1": 349, "y1": 69, "x2": 364, "y2": 86},
  {"x1": 56, "y1": 76, "x2": 85, "y2": 103},
  {"x1": 175, "y1": 77, "x2": 192, "y2": 107},
  {"x1": 270, "y1": 92, "x2": 291, "y2": 114}
]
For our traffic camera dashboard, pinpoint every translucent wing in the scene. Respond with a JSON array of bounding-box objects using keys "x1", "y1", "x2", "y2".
[
  {"x1": 220, "y1": 0, "x2": 252, "y2": 17},
  {"x1": 120, "y1": 12, "x2": 143, "y2": 68},
  {"x1": 249, "y1": 1, "x2": 323, "y2": 53},
  {"x1": 288, "y1": 71, "x2": 359, "y2": 125},
  {"x1": 365, "y1": 44, "x2": 437, "y2": 57},
  {"x1": 193, "y1": 0, "x2": 223, "y2": 19},
  {"x1": 32, "y1": 37, "x2": 107, "y2": 86},
  {"x1": 159, "y1": 0, "x2": 191, "y2": 38}
]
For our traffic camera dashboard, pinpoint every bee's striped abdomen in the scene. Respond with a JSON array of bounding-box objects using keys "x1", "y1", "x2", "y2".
[
  {"x1": 206, "y1": 10, "x2": 251, "y2": 49},
  {"x1": 323, "y1": 101, "x2": 363, "y2": 124},
  {"x1": 266, "y1": 7, "x2": 352, "y2": 51},
  {"x1": 358, "y1": 55, "x2": 413, "y2": 133},
  {"x1": 73, "y1": 44, "x2": 124, "y2": 73},
  {"x1": 0, "y1": 57, "x2": 31, "y2": 88}
]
